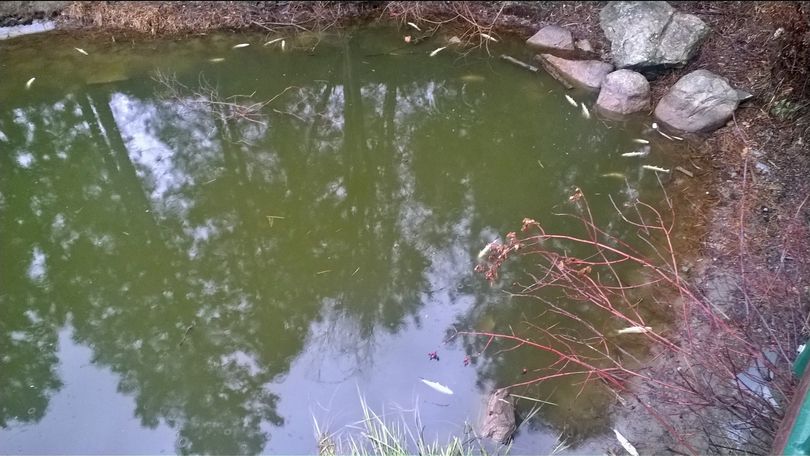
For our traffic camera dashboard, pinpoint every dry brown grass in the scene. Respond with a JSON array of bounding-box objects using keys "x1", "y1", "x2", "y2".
[{"x1": 60, "y1": 1, "x2": 378, "y2": 36}]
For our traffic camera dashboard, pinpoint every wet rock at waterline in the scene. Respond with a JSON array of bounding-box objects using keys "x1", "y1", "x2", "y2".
[
  {"x1": 526, "y1": 25, "x2": 575, "y2": 52},
  {"x1": 536, "y1": 54, "x2": 613, "y2": 91},
  {"x1": 600, "y1": 1, "x2": 709, "y2": 69},
  {"x1": 654, "y1": 69, "x2": 750, "y2": 133},
  {"x1": 480, "y1": 389, "x2": 516, "y2": 444},
  {"x1": 596, "y1": 69, "x2": 651, "y2": 116}
]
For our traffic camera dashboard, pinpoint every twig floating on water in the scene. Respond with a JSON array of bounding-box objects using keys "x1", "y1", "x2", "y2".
[
  {"x1": 273, "y1": 108, "x2": 305, "y2": 122},
  {"x1": 652, "y1": 122, "x2": 683, "y2": 141},
  {"x1": 509, "y1": 393, "x2": 558, "y2": 406},
  {"x1": 178, "y1": 323, "x2": 195, "y2": 347},
  {"x1": 657, "y1": 129, "x2": 676, "y2": 141}
]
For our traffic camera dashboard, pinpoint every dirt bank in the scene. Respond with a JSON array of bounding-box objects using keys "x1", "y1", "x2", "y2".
[
  {"x1": 0, "y1": 1, "x2": 66, "y2": 26},
  {"x1": 7, "y1": 1, "x2": 809, "y2": 454}
]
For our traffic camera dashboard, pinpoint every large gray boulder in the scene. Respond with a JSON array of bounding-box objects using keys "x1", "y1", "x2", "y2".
[
  {"x1": 600, "y1": 1, "x2": 709, "y2": 69},
  {"x1": 596, "y1": 69, "x2": 651, "y2": 115},
  {"x1": 654, "y1": 69, "x2": 749, "y2": 132},
  {"x1": 527, "y1": 25, "x2": 575, "y2": 52},
  {"x1": 537, "y1": 54, "x2": 613, "y2": 91}
]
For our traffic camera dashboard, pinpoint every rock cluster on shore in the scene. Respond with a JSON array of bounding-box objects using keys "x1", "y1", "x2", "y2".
[{"x1": 528, "y1": 0, "x2": 750, "y2": 134}]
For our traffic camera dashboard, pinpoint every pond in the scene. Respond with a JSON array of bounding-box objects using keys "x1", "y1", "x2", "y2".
[{"x1": 0, "y1": 27, "x2": 687, "y2": 454}]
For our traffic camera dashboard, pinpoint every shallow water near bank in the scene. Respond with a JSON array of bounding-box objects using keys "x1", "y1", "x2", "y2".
[{"x1": 0, "y1": 27, "x2": 688, "y2": 454}]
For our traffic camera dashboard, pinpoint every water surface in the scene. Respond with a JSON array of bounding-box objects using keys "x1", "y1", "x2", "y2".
[{"x1": 0, "y1": 27, "x2": 683, "y2": 454}]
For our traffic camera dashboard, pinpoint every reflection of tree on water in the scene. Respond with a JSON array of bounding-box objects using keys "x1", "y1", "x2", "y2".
[
  {"x1": 0, "y1": 104, "x2": 78, "y2": 429},
  {"x1": 451, "y1": 295, "x2": 616, "y2": 445},
  {"x1": 0, "y1": 32, "x2": 638, "y2": 453},
  {"x1": 1, "y1": 44, "x2": 433, "y2": 453},
  {"x1": 449, "y1": 223, "x2": 657, "y2": 444}
]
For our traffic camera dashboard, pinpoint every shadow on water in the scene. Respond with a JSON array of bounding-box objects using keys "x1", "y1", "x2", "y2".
[{"x1": 0, "y1": 27, "x2": 686, "y2": 454}]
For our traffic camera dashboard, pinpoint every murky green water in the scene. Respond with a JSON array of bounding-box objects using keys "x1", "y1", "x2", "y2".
[{"x1": 0, "y1": 27, "x2": 685, "y2": 454}]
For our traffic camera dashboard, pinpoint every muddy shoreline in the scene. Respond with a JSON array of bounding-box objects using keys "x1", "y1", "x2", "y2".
[{"x1": 4, "y1": 1, "x2": 808, "y2": 454}]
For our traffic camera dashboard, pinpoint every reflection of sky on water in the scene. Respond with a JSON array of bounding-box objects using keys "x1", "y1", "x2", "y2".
[{"x1": 0, "y1": 326, "x2": 177, "y2": 454}]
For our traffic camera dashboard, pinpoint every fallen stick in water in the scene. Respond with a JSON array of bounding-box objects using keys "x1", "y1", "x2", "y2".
[{"x1": 534, "y1": 55, "x2": 574, "y2": 89}]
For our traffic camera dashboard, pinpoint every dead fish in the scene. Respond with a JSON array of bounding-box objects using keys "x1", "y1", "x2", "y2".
[
  {"x1": 263, "y1": 37, "x2": 284, "y2": 46},
  {"x1": 74, "y1": 47, "x2": 89, "y2": 56},
  {"x1": 564, "y1": 94, "x2": 578, "y2": 107},
  {"x1": 642, "y1": 165, "x2": 671, "y2": 173},
  {"x1": 209, "y1": 57, "x2": 225, "y2": 63},
  {"x1": 232, "y1": 43, "x2": 250, "y2": 49},
  {"x1": 480, "y1": 33, "x2": 498, "y2": 42},
  {"x1": 407, "y1": 21, "x2": 421, "y2": 31},
  {"x1": 281, "y1": 40, "x2": 286, "y2": 52},
  {"x1": 420, "y1": 378, "x2": 454, "y2": 395},
  {"x1": 477, "y1": 239, "x2": 499, "y2": 259},
  {"x1": 580, "y1": 102, "x2": 591, "y2": 119},
  {"x1": 461, "y1": 74, "x2": 485, "y2": 83},
  {"x1": 617, "y1": 326, "x2": 653, "y2": 335},
  {"x1": 601, "y1": 172, "x2": 626, "y2": 179},
  {"x1": 25, "y1": 77, "x2": 36, "y2": 89},
  {"x1": 614, "y1": 429, "x2": 640, "y2": 456},
  {"x1": 622, "y1": 146, "x2": 650, "y2": 158},
  {"x1": 429, "y1": 46, "x2": 447, "y2": 57},
  {"x1": 631, "y1": 138, "x2": 650, "y2": 144}
]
